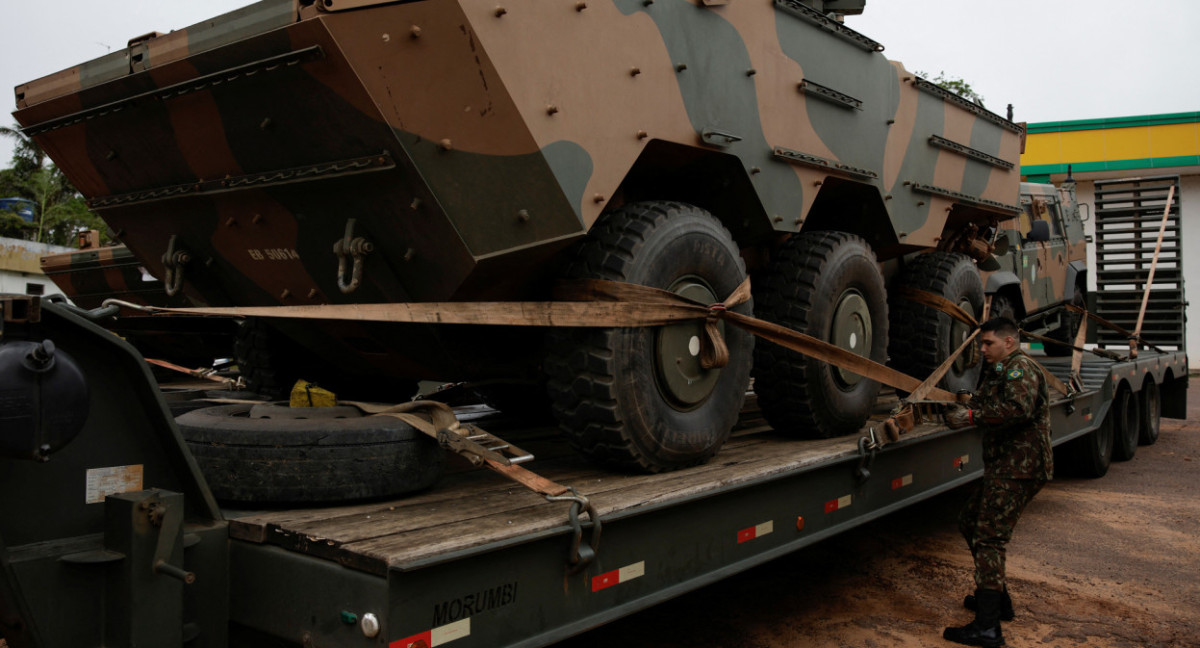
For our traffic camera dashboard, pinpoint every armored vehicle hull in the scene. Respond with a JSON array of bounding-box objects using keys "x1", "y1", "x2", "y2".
[{"x1": 16, "y1": 0, "x2": 1023, "y2": 470}]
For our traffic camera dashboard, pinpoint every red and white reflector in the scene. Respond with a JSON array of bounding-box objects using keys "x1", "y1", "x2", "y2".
[
  {"x1": 737, "y1": 520, "x2": 775, "y2": 544},
  {"x1": 392, "y1": 617, "x2": 471, "y2": 648},
  {"x1": 824, "y1": 494, "x2": 852, "y2": 513},
  {"x1": 592, "y1": 561, "x2": 646, "y2": 593},
  {"x1": 891, "y1": 474, "x2": 913, "y2": 490},
  {"x1": 953, "y1": 454, "x2": 970, "y2": 469}
]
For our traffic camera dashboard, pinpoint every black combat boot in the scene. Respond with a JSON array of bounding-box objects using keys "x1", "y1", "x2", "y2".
[
  {"x1": 944, "y1": 588, "x2": 1005, "y2": 647},
  {"x1": 963, "y1": 587, "x2": 1014, "y2": 621}
]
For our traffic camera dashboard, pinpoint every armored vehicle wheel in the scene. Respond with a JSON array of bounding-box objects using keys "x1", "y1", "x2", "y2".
[
  {"x1": 752, "y1": 231, "x2": 888, "y2": 439},
  {"x1": 1111, "y1": 383, "x2": 1142, "y2": 462},
  {"x1": 888, "y1": 252, "x2": 984, "y2": 393},
  {"x1": 1139, "y1": 379, "x2": 1161, "y2": 446},
  {"x1": 544, "y1": 202, "x2": 753, "y2": 473},
  {"x1": 1044, "y1": 287, "x2": 1086, "y2": 357},
  {"x1": 177, "y1": 402, "x2": 444, "y2": 503},
  {"x1": 988, "y1": 294, "x2": 1017, "y2": 322},
  {"x1": 234, "y1": 318, "x2": 303, "y2": 399}
]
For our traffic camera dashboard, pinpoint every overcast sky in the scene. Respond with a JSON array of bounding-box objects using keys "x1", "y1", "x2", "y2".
[{"x1": 3, "y1": 0, "x2": 1199, "y2": 166}]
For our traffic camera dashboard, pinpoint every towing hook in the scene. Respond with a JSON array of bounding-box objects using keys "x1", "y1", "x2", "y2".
[
  {"x1": 161, "y1": 235, "x2": 191, "y2": 297},
  {"x1": 546, "y1": 487, "x2": 601, "y2": 574},
  {"x1": 334, "y1": 218, "x2": 372, "y2": 294}
]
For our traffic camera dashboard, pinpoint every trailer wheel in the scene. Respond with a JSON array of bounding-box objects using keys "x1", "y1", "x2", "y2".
[
  {"x1": 177, "y1": 403, "x2": 444, "y2": 503},
  {"x1": 544, "y1": 202, "x2": 753, "y2": 472},
  {"x1": 888, "y1": 252, "x2": 983, "y2": 393},
  {"x1": 1056, "y1": 406, "x2": 1114, "y2": 478},
  {"x1": 1111, "y1": 383, "x2": 1142, "y2": 461},
  {"x1": 753, "y1": 231, "x2": 888, "y2": 438},
  {"x1": 1139, "y1": 379, "x2": 1161, "y2": 446}
]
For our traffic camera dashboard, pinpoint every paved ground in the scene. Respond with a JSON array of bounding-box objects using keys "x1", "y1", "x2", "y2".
[{"x1": 555, "y1": 379, "x2": 1200, "y2": 648}]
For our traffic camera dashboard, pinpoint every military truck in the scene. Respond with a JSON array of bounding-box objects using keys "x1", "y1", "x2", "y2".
[{"x1": 15, "y1": 0, "x2": 1028, "y2": 473}]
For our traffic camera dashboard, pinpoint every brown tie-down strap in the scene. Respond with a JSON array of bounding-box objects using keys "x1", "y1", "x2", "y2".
[
  {"x1": 347, "y1": 400, "x2": 571, "y2": 497},
  {"x1": 892, "y1": 285, "x2": 980, "y2": 327},
  {"x1": 121, "y1": 277, "x2": 957, "y2": 401}
]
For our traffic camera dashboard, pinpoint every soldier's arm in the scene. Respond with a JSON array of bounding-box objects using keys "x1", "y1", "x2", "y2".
[{"x1": 972, "y1": 365, "x2": 1041, "y2": 427}]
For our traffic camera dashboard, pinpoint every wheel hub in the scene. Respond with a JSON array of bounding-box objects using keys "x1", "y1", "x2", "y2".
[
  {"x1": 831, "y1": 290, "x2": 872, "y2": 388},
  {"x1": 656, "y1": 277, "x2": 721, "y2": 408},
  {"x1": 952, "y1": 299, "x2": 980, "y2": 373}
]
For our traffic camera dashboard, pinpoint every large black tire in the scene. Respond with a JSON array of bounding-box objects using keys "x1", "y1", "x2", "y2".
[
  {"x1": 1056, "y1": 407, "x2": 1114, "y2": 478},
  {"x1": 234, "y1": 318, "x2": 302, "y2": 400},
  {"x1": 1139, "y1": 379, "x2": 1161, "y2": 446},
  {"x1": 1111, "y1": 383, "x2": 1142, "y2": 462},
  {"x1": 988, "y1": 293, "x2": 1017, "y2": 323},
  {"x1": 888, "y1": 252, "x2": 984, "y2": 394},
  {"x1": 235, "y1": 319, "x2": 418, "y2": 402},
  {"x1": 544, "y1": 202, "x2": 753, "y2": 473},
  {"x1": 1044, "y1": 287, "x2": 1086, "y2": 357},
  {"x1": 753, "y1": 231, "x2": 888, "y2": 438},
  {"x1": 178, "y1": 403, "x2": 444, "y2": 503}
]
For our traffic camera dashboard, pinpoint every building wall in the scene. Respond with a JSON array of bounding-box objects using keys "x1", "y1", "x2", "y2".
[
  {"x1": 1020, "y1": 112, "x2": 1198, "y2": 367},
  {"x1": 0, "y1": 236, "x2": 72, "y2": 298}
]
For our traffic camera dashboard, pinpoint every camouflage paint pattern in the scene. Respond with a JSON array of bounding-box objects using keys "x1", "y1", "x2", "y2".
[
  {"x1": 14, "y1": 0, "x2": 1023, "y2": 379},
  {"x1": 40, "y1": 244, "x2": 186, "y2": 310},
  {"x1": 958, "y1": 476, "x2": 1044, "y2": 592}
]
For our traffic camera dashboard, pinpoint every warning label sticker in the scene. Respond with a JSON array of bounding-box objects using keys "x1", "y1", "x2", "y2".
[{"x1": 85, "y1": 465, "x2": 144, "y2": 504}]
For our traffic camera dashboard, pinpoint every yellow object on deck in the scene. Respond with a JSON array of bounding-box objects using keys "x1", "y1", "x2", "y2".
[{"x1": 289, "y1": 380, "x2": 337, "y2": 408}]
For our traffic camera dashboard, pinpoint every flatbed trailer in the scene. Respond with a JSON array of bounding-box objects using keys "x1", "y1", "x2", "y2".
[{"x1": 0, "y1": 298, "x2": 1187, "y2": 648}]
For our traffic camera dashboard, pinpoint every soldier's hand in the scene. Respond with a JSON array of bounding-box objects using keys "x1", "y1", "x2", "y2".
[{"x1": 942, "y1": 404, "x2": 974, "y2": 429}]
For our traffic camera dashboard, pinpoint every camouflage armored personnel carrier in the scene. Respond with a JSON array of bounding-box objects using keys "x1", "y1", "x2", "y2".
[{"x1": 15, "y1": 0, "x2": 1026, "y2": 473}]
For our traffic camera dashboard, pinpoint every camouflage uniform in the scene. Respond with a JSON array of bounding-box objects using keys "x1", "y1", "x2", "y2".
[{"x1": 958, "y1": 348, "x2": 1053, "y2": 591}]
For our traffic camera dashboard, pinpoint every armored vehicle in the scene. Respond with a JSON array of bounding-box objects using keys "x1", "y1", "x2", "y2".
[{"x1": 16, "y1": 0, "x2": 1025, "y2": 472}]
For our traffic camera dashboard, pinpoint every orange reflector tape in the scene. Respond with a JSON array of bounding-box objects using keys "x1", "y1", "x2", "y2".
[
  {"x1": 824, "y1": 494, "x2": 852, "y2": 513},
  {"x1": 592, "y1": 561, "x2": 646, "y2": 593},
  {"x1": 891, "y1": 474, "x2": 913, "y2": 490},
  {"x1": 953, "y1": 455, "x2": 970, "y2": 469},
  {"x1": 737, "y1": 520, "x2": 775, "y2": 544},
  {"x1": 391, "y1": 617, "x2": 471, "y2": 648}
]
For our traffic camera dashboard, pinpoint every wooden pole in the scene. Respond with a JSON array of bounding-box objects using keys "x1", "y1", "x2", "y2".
[{"x1": 1130, "y1": 184, "x2": 1176, "y2": 358}]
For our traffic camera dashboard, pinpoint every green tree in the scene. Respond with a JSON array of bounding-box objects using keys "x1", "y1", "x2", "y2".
[
  {"x1": 917, "y1": 70, "x2": 985, "y2": 107},
  {"x1": 1, "y1": 123, "x2": 108, "y2": 246}
]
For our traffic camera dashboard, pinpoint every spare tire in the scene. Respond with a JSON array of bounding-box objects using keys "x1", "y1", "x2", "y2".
[{"x1": 177, "y1": 403, "x2": 444, "y2": 504}]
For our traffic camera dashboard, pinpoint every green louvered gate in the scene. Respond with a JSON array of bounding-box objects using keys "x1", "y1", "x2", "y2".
[{"x1": 1092, "y1": 175, "x2": 1186, "y2": 351}]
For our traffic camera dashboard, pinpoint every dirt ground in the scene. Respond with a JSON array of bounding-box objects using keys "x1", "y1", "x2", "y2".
[{"x1": 555, "y1": 379, "x2": 1200, "y2": 648}]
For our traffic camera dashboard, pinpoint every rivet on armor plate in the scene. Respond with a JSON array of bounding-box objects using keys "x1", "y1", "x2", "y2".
[
  {"x1": 260, "y1": 117, "x2": 272, "y2": 130},
  {"x1": 307, "y1": 288, "x2": 317, "y2": 299},
  {"x1": 439, "y1": 139, "x2": 453, "y2": 151},
  {"x1": 773, "y1": 215, "x2": 783, "y2": 223},
  {"x1": 517, "y1": 209, "x2": 531, "y2": 223},
  {"x1": 546, "y1": 105, "x2": 559, "y2": 116},
  {"x1": 280, "y1": 289, "x2": 291, "y2": 300},
  {"x1": 410, "y1": 197, "x2": 423, "y2": 210},
  {"x1": 225, "y1": 217, "x2": 236, "y2": 227},
  {"x1": 675, "y1": 63, "x2": 687, "y2": 72},
  {"x1": 750, "y1": 166, "x2": 761, "y2": 174},
  {"x1": 630, "y1": 67, "x2": 641, "y2": 77},
  {"x1": 106, "y1": 150, "x2": 117, "y2": 161},
  {"x1": 643, "y1": 0, "x2": 654, "y2": 5},
  {"x1": 410, "y1": 25, "x2": 422, "y2": 38},
  {"x1": 575, "y1": 1, "x2": 587, "y2": 11},
  {"x1": 593, "y1": 194, "x2": 605, "y2": 204},
  {"x1": 403, "y1": 248, "x2": 415, "y2": 262},
  {"x1": 746, "y1": 68, "x2": 757, "y2": 77},
  {"x1": 917, "y1": 201, "x2": 925, "y2": 206},
  {"x1": 494, "y1": 6, "x2": 507, "y2": 17},
  {"x1": 252, "y1": 213, "x2": 264, "y2": 224},
  {"x1": 813, "y1": 180, "x2": 822, "y2": 186},
  {"x1": 636, "y1": 130, "x2": 648, "y2": 140}
]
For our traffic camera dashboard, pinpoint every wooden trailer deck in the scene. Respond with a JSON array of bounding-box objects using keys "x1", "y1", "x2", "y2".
[{"x1": 225, "y1": 395, "x2": 949, "y2": 576}]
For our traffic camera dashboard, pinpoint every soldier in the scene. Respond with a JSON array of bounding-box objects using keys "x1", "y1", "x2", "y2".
[{"x1": 941, "y1": 317, "x2": 1053, "y2": 647}]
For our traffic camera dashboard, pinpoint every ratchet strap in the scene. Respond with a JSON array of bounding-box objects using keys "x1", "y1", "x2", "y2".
[{"x1": 112, "y1": 277, "x2": 958, "y2": 401}]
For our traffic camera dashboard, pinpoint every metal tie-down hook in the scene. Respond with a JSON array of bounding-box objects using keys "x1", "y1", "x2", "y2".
[
  {"x1": 161, "y1": 235, "x2": 191, "y2": 297},
  {"x1": 333, "y1": 218, "x2": 373, "y2": 294}
]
